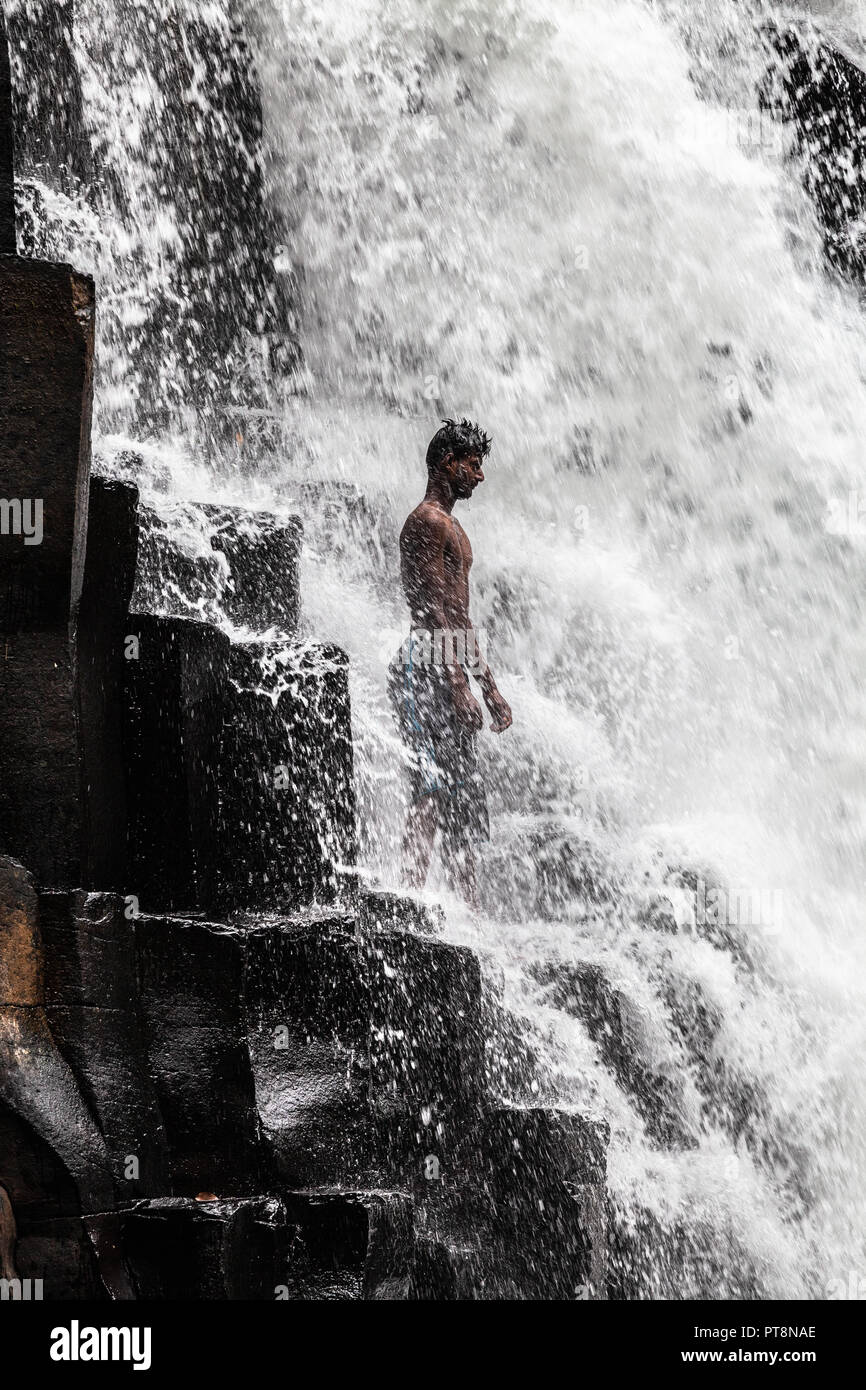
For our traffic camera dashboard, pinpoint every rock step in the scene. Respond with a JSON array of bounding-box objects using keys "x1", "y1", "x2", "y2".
[
  {"x1": 532, "y1": 958, "x2": 697, "y2": 1149},
  {"x1": 2, "y1": 860, "x2": 610, "y2": 1298},
  {"x1": 411, "y1": 1106, "x2": 609, "y2": 1300},
  {"x1": 133, "y1": 499, "x2": 302, "y2": 634},
  {"x1": 13, "y1": 1191, "x2": 414, "y2": 1301},
  {"x1": 123, "y1": 616, "x2": 355, "y2": 915},
  {"x1": 765, "y1": 22, "x2": 866, "y2": 284}
]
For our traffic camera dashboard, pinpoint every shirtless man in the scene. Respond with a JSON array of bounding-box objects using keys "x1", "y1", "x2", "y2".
[{"x1": 388, "y1": 418, "x2": 512, "y2": 910}]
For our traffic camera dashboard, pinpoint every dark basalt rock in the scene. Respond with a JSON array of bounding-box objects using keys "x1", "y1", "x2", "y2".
[
  {"x1": 410, "y1": 1106, "x2": 609, "y2": 1300},
  {"x1": 124, "y1": 1199, "x2": 283, "y2": 1301},
  {"x1": 133, "y1": 500, "x2": 302, "y2": 636},
  {"x1": 764, "y1": 23, "x2": 866, "y2": 283},
  {"x1": 357, "y1": 886, "x2": 444, "y2": 937},
  {"x1": 607, "y1": 1198, "x2": 764, "y2": 1301},
  {"x1": 533, "y1": 958, "x2": 697, "y2": 1150},
  {"x1": 122, "y1": 619, "x2": 355, "y2": 916},
  {"x1": 123, "y1": 1191, "x2": 413, "y2": 1301},
  {"x1": 134, "y1": 916, "x2": 264, "y2": 1197},
  {"x1": 245, "y1": 917, "x2": 485, "y2": 1189},
  {"x1": 38, "y1": 889, "x2": 169, "y2": 1198},
  {"x1": 0, "y1": 629, "x2": 82, "y2": 886},
  {"x1": 478, "y1": 1104, "x2": 608, "y2": 1195},
  {"x1": 0, "y1": 854, "x2": 134, "y2": 1305},
  {"x1": 123, "y1": 614, "x2": 230, "y2": 915},
  {"x1": 0, "y1": 255, "x2": 93, "y2": 629},
  {"x1": 204, "y1": 504, "x2": 302, "y2": 634},
  {"x1": 0, "y1": 255, "x2": 94, "y2": 886},
  {"x1": 2, "y1": 849, "x2": 610, "y2": 1297},
  {"x1": 76, "y1": 477, "x2": 140, "y2": 890},
  {"x1": 479, "y1": 984, "x2": 543, "y2": 1110},
  {"x1": 4, "y1": 0, "x2": 88, "y2": 193},
  {"x1": 0, "y1": 6, "x2": 14, "y2": 253},
  {"x1": 276, "y1": 1190, "x2": 414, "y2": 1301},
  {"x1": 11, "y1": 1213, "x2": 109, "y2": 1301},
  {"x1": 216, "y1": 640, "x2": 356, "y2": 913}
]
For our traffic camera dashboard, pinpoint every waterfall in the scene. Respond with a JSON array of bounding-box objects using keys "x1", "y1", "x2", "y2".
[{"x1": 14, "y1": 0, "x2": 866, "y2": 1297}]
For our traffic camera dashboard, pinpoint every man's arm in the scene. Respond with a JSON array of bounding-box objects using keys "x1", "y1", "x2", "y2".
[{"x1": 464, "y1": 619, "x2": 512, "y2": 733}]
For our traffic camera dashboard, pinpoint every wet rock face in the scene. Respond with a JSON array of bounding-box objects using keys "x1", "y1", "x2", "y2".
[
  {"x1": 0, "y1": 256, "x2": 93, "y2": 628},
  {"x1": 472, "y1": 1107, "x2": 609, "y2": 1299},
  {"x1": 0, "y1": 856, "x2": 117, "y2": 1241},
  {"x1": 245, "y1": 915, "x2": 485, "y2": 1189},
  {"x1": 7, "y1": 1, "x2": 299, "y2": 440},
  {"x1": 533, "y1": 958, "x2": 697, "y2": 1151},
  {"x1": 76, "y1": 477, "x2": 141, "y2": 890},
  {"x1": 133, "y1": 500, "x2": 302, "y2": 635},
  {"x1": 123, "y1": 615, "x2": 230, "y2": 915},
  {"x1": 607, "y1": 1199, "x2": 763, "y2": 1302},
  {"x1": 122, "y1": 619, "x2": 356, "y2": 915},
  {"x1": 103, "y1": 2, "x2": 299, "y2": 437},
  {"x1": 123, "y1": 1192, "x2": 414, "y2": 1301},
  {"x1": 0, "y1": 7, "x2": 14, "y2": 251},
  {"x1": 2, "y1": 847, "x2": 610, "y2": 1297},
  {"x1": 0, "y1": 255, "x2": 96, "y2": 887},
  {"x1": 217, "y1": 641, "x2": 357, "y2": 912},
  {"x1": 205, "y1": 506, "x2": 302, "y2": 633},
  {"x1": 410, "y1": 1105, "x2": 610, "y2": 1300},
  {"x1": 38, "y1": 889, "x2": 170, "y2": 1200},
  {"x1": 0, "y1": 630, "x2": 82, "y2": 886},
  {"x1": 765, "y1": 24, "x2": 866, "y2": 282},
  {"x1": 4, "y1": 1, "x2": 87, "y2": 192},
  {"x1": 135, "y1": 916, "x2": 265, "y2": 1198}
]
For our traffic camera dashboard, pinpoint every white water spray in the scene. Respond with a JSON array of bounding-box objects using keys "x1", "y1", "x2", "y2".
[{"x1": 29, "y1": 0, "x2": 866, "y2": 1296}]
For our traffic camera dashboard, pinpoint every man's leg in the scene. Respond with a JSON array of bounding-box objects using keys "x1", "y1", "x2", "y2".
[
  {"x1": 441, "y1": 825, "x2": 480, "y2": 912},
  {"x1": 402, "y1": 793, "x2": 438, "y2": 889},
  {"x1": 439, "y1": 731, "x2": 486, "y2": 912}
]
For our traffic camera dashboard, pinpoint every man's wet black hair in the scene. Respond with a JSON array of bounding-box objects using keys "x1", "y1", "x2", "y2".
[{"x1": 426, "y1": 417, "x2": 492, "y2": 475}]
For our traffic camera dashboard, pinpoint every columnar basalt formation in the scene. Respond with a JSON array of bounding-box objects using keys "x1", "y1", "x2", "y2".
[
  {"x1": 3, "y1": 0, "x2": 87, "y2": 190},
  {"x1": 0, "y1": 253, "x2": 94, "y2": 886},
  {"x1": 0, "y1": 856, "x2": 133, "y2": 1299},
  {"x1": 38, "y1": 889, "x2": 170, "y2": 1199},
  {"x1": 132, "y1": 500, "x2": 303, "y2": 634},
  {"x1": 217, "y1": 641, "x2": 357, "y2": 912},
  {"x1": 76, "y1": 478, "x2": 141, "y2": 890},
  {"x1": 0, "y1": 245, "x2": 610, "y2": 1294},
  {"x1": 123, "y1": 614, "x2": 231, "y2": 915},
  {"x1": 6, "y1": 0, "x2": 300, "y2": 442},
  {"x1": 764, "y1": 23, "x2": 866, "y2": 284},
  {"x1": 0, "y1": 16, "x2": 610, "y2": 1301},
  {"x1": 0, "y1": 7, "x2": 14, "y2": 252}
]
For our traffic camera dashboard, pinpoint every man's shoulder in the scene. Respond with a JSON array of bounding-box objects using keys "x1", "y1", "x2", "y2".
[{"x1": 401, "y1": 501, "x2": 454, "y2": 540}]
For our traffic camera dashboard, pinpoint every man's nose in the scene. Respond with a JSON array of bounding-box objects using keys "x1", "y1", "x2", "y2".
[{"x1": 476, "y1": 469, "x2": 484, "y2": 483}]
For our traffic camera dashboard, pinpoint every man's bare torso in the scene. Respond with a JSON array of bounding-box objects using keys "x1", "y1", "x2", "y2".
[{"x1": 399, "y1": 499, "x2": 472, "y2": 634}]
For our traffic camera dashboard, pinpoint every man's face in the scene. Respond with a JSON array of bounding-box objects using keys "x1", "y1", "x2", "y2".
[{"x1": 446, "y1": 452, "x2": 485, "y2": 499}]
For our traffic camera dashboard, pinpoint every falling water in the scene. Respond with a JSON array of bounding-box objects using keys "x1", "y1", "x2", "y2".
[{"x1": 13, "y1": 0, "x2": 866, "y2": 1296}]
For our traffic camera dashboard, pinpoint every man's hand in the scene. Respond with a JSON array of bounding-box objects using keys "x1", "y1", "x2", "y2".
[
  {"x1": 484, "y1": 688, "x2": 512, "y2": 733},
  {"x1": 453, "y1": 683, "x2": 485, "y2": 733}
]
